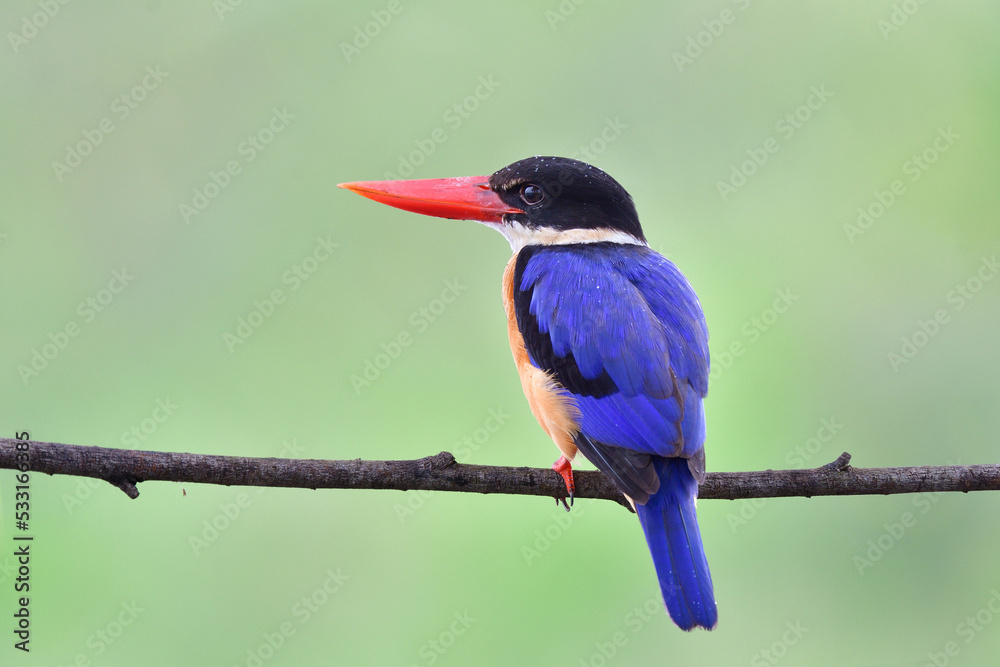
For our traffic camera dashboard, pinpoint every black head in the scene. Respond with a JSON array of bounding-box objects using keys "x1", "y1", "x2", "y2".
[{"x1": 488, "y1": 156, "x2": 645, "y2": 242}]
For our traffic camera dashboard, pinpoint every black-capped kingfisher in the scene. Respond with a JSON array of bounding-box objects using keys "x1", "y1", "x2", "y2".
[{"x1": 339, "y1": 156, "x2": 717, "y2": 630}]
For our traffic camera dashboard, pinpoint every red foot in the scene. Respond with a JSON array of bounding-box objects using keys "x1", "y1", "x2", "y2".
[{"x1": 552, "y1": 455, "x2": 575, "y2": 511}]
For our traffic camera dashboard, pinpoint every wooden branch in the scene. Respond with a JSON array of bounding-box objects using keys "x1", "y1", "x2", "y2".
[{"x1": 2, "y1": 439, "x2": 999, "y2": 510}]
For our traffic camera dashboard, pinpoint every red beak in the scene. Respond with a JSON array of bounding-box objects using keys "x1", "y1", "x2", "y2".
[{"x1": 338, "y1": 176, "x2": 522, "y2": 223}]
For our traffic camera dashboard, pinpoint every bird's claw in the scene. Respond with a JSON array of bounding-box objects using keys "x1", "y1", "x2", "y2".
[{"x1": 552, "y1": 455, "x2": 575, "y2": 511}]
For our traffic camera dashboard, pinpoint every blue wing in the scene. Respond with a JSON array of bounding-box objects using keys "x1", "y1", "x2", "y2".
[
  {"x1": 513, "y1": 242, "x2": 710, "y2": 496},
  {"x1": 513, "y1": 241, "x2": 716, "y2": 630}
]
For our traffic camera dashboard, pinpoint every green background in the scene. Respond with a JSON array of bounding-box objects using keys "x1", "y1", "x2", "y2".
[{"x1": 3, "y1": 1, "x2": 999, "y2": 665}]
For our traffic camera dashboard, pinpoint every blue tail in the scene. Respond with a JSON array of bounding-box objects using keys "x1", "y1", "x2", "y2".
[{"x1": 634, "y1": 456, "x2": 717, "y2": 630}]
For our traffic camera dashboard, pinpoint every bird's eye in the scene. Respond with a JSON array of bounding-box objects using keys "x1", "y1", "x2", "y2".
[{"x1": 519, "y1": 183, "x2": 544, "y2": 205}]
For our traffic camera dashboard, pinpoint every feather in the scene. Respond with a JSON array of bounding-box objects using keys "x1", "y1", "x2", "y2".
[{"x1": 512, "y1": 242, "x2": 716, "y2": 629}]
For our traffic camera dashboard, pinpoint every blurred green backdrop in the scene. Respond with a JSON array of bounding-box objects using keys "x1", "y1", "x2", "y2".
[{"x1": 2, "y1": 1, "x2": 999, "y2": 665}]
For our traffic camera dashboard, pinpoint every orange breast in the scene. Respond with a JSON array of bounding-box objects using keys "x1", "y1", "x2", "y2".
[{"x1": 502, "y1": 252, "x2": 580, "y2": 461}]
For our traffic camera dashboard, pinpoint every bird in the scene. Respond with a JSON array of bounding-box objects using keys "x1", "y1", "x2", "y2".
[{"x1": 339, "y1": 156, "x2": 717, "y2": 630}]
